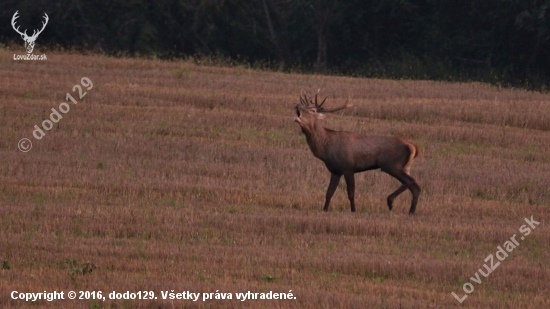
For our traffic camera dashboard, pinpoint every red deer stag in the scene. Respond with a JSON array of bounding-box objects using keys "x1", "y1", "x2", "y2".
[{"x1": 294, "y1": 92, "x2": 421, "y2": 214}]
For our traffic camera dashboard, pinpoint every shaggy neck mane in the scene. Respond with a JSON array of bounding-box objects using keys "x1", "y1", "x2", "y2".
[{"x1": 304, "y1": 122, "x2": 329, "y2": 160}]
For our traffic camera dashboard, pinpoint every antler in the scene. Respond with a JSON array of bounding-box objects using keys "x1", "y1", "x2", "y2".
[
  {"x1": 300, "y1": 90, "x2": 353, "y2": 113},
  {"x1": 309, "y1": 89, "x2": 328, "y2": 110},
  {"x1": 11, "y1": 11, "x2": 27, "y2": 37},
  {"x1": 318, "y1": 97, "x2": 353, "y2": 113},
  {"x1": 299, "y1": 90, "x2": 309, "y2": 107},
  {"x1": 28, "y1": 13, "x2": 49, "y2": 40},
  {"x1": 11, "y1": 11, "x2": 48, "y2": 40}
]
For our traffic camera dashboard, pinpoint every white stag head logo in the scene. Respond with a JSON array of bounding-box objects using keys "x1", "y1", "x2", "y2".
[{"x1": 11, "y1": 11, "x2": 49, "y2": 54}]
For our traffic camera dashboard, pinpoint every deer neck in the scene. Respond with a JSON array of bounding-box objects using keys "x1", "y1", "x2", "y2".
[{"x1": 304, "y1": 122, "x2": 329, "y2": 160}]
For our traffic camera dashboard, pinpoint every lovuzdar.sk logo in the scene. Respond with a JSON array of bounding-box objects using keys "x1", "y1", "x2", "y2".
[{"x1": 11, "y1": 10, "x2": 48, "y2": 60}]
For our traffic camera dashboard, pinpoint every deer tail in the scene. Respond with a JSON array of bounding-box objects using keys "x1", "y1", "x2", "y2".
[
  {"x1": 404, "y1": 143, "x2": 420, "y2": 175},
  {"x1": 413, "y1": 143, "x2": 421, "y2": 158}
]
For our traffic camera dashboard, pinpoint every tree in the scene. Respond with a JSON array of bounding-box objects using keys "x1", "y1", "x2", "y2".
[{"x1": 309, "y1": 0, "x2": 338, "y2": 72}]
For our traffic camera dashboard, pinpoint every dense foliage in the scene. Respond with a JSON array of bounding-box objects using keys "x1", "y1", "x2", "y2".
[{"x1": 1, "y1": 0, "x2": 549, "y2": 89}]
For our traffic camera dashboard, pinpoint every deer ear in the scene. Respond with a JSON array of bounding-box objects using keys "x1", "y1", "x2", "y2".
[{"x1": 317, "y1": 113, "x2": 326, "y2": 119}]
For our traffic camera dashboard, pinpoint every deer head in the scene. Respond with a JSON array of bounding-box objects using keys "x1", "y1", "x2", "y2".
[
  {"x1": 11, "y1": 11, "x2": 49, "y2": 54},
  {"x1": 294, "y1": 90, "x2": 353, "y2": 134}
]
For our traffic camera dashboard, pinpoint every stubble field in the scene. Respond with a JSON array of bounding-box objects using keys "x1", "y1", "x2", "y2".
[{"x1": 0, "y1": 48, "x2": 549, "y2": 308}]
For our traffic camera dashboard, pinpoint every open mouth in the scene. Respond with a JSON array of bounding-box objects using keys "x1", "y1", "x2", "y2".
[{"x1": 295, "y1": 106, "x2": 301, "y2": 117}]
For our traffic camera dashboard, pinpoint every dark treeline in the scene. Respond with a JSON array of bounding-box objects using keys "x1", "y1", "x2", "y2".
[{"x1": 1, "y1": 0, "x2": 549, "y2": 89}]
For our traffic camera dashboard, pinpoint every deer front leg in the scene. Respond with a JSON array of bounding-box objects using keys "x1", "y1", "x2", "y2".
[
  {"x1": 344, "y1": 172, "x2": 356, "y2": 212},
  {"x1": 323, "y1": 173, "x2": 341, "y2": 211}
]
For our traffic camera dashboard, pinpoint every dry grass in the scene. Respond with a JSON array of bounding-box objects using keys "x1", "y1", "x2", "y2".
[{"x1": 0, "y1": 48, "x2": 549, "y2": 308}]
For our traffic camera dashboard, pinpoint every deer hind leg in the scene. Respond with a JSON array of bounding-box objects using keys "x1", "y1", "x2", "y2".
[
  {"x1": 383, "y1": 168, "x2": 421, "y2": 214},
  {"x1": 408, "y1": 181, "x2": 421, "y2": 214},
  {"x1": 386, "y1": 182, "x2": 408, "y2": 211},
  {"x1": 323, "y1": 173, "x2": 341, "y2": 212}
]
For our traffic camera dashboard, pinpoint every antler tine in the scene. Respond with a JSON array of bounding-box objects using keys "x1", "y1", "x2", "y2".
[
  {"x1": 299, "y1": 95, "x2": 307, "y2": 107},
  {"x1": 318, "y1": 96, "x2": 328, "y2": 109},
  {"x1": 29, "y1": 13, "x2": 48, "y2": 39},
  {"x1": 11, "y1": 11, "x2": 27, "y2": 37},
  {"x1": 321, "y1": 97, "x2": 354, "y2": 113},
  {"x1": 306, "y1": 94, "x2": 312, "y2": 106},
  {"x1": 311, "y1": 89, "x2": 328, "y2": 109},
  {"x1": 300, "y1": 91, "x2": 308, "y2": 107},
  {"x1": 314, "y1": 93, "x2": 318, "y2": 107}
]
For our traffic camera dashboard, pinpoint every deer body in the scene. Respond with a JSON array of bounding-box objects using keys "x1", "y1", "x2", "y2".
[{"x1": 295, "y1": 93, "x2": 421, "y2": 214}]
